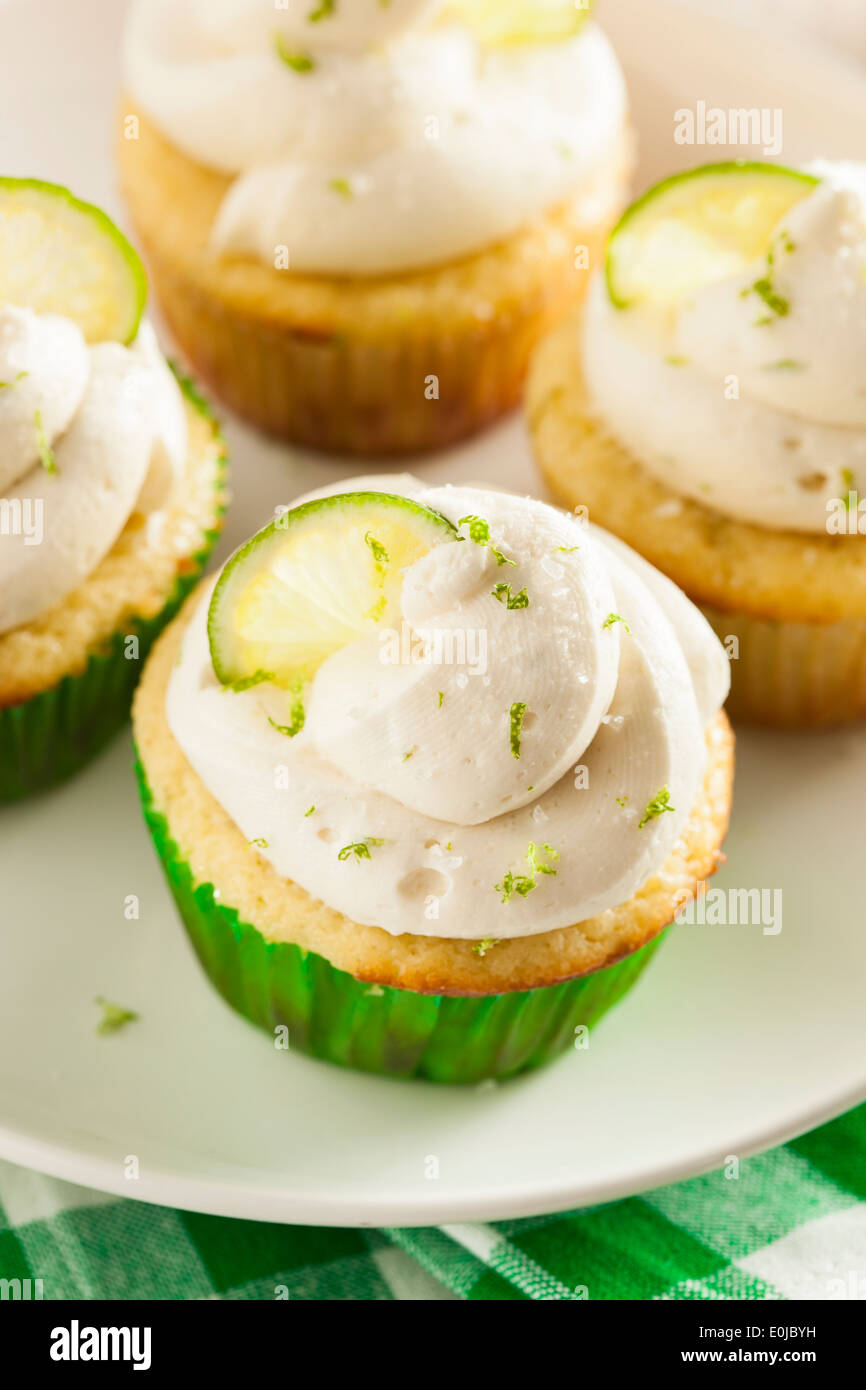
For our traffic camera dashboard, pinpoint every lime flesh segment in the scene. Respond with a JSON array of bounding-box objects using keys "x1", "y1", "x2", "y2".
[
  {"x1": 208, "y1": 493, "x2": 459, "y2": 689},
  {"x1": 606, "y1": 162, "x2": 820, "y2": 309},
  {"x1": 441, "y1": 0, "x2": 592, "y2": 46},
  {"x1": 0, "y1": 178, "x2": 147, "y2": 344}
]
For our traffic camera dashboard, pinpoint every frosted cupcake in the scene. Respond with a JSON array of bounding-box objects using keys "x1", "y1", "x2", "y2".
[
  {"x1": 530, "y1": 160, "x2": 866, "y2": 726},
  {"x1": 133, "y1": 476, "x2": 732, "y2": 1083},
  {"x1": 0, "y1": 178, "x2": 226, "y2": 800},
  {"x1": 118, "y1": 0, "x2": 631, "y2": 455}
]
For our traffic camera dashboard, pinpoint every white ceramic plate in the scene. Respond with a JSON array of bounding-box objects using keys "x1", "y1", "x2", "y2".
[{"x1": 1, "y1": 0, "x2": 865, "y2": 1227}]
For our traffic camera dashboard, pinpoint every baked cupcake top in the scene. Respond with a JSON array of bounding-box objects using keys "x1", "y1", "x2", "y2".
[
  {"x1": 123, "y1": 0, "x2": 627, "y2": 275},
  {"x1": 0, "y1": 180, "x2": 188, "y2": 636},
  {"x1": 581, "y1": 160, "x2": 866, "y2": 534},
  {"x1": 167, "y1": 478, "x2": 729, "y2": 940}
]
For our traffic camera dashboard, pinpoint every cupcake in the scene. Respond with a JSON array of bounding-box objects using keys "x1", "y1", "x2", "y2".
[
  {"x1": 133, "y1": 476, "x2": 732, "y2": 1083},
  {"x1": 0, "y1": 178, "x2": 227, "y2": 801},
  {"x1": 118, "y1": 0, "x2": 632, "y2": 456},
  {"x1": 529, "y1": 159, "x2": 866, "y2": 727}
]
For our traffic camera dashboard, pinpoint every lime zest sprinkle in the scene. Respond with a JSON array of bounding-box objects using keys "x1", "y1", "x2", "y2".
[
  {"x1": 338, "y1": 838, "x2": 386, "y2": 862},
  {"x1": 228, "y1": 669, "x2": 275, "y2": 693},
  {"x1": 34, "y1": 409, "x2": 57, "y2": 473},
  {"x1": 509, "y1": 701, "x2": 528, "y2": 759},
  {"x1": 437, "y1": 691, "x2": 445, "y2": 709},
  {"x1": 304, "y1": 805, "x2": 316, "y2": 817},
  {"x1": 458, "y1": 514, "x2": 516, "y2": 568},
  {"x1": 761, "y1": 358, "x2": 804, "y2": 371},
  {"x1": 329, "y1": 177, "x2": 354, "y2": 199},
  {"x1": 402, "y1": 746, "x2": 418, "y2": 762},
  {"x1": 308, "y1": 0, "x2": 335, "y2": 20},
  {"x1": 841, "y1": 469, "x2": 857, "y2": 510},
  {"x1": 247, "y1": 838, "x2": 269, "y2": 850},
  {"x1": 495, "y1": 841, "x2": 559, "y2": 903},
  {"x1": 603, "y1": 612, "x2": 632, "y2": 635},
  {"x1": 527, "y1": 841, "x2": 559, "y2": 877},
  {"x1": 492, "y1": 582, "x2": 530, "y2": 610},
  {"x1": 616, "y1": 795, "x2": 629, "y2": 808},
  {"x1": 664, "y1": 355, "x2": 689, "y2": 367},
  {"x1": 365, "y1": 593, "x2": 387, "y2": 622},
  {"x1": 555, "y1": 544, "x2": 580, "y2": 553},
  {"x1": 741, "y1": 227, "x2": 796, "y2": 322},
  {"x1": 94, "y1": 997, "x2": 138, "y2": 1037},
  {"x1": 365, "y1": 531, "x2": 390, "y2": 568},
  {"x1": 750, "y1": 277, "x2": 789, "y2": 316},
  {"x1": 268, "y1": 689, "x2": 306, "y2": 739},
  {"x1": 275, "y1": 35, "x2": 316, "y2": 70},
  {"x1": 473, "y1": 938, "x2": 500, "y2": 959},
  {"x1": 638, "y1": 786, "x2": 675, "y2": 829},
  {"x1": 0, "y1": 369, "x2": 29, "y2": 390}
]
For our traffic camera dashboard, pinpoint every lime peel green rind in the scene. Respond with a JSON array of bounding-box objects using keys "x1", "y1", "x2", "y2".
[
  {"x1": 605, "y1": 161, "x2": 820, "y2": 310},
  {"x1": 0, "y1": 371, "x2": 226, "y2": 802},
  {"x1": 134, "y1": 753, "x2": 665, "y2": 1084},
  {"x1": 0, "y1": 176, "x2": 147, "y2": 344}
]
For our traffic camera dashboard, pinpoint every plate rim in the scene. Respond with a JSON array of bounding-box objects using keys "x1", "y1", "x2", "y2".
[{"x1": 1, "y1": 1069, "x2": 865, "y2": 1227}]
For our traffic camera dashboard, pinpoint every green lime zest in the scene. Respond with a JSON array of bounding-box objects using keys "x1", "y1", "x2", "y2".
[
  {"x1": 94, "y1": 997, "x2": 138, "y2": 1037},
  {"x1": 338, "y1": 838, "x2": 386, "y2": 862},
  {"x1": 603, "y1": 612, "x2": 631, "y2": 634},
  {"x1": 493, "y1": 583, "x2": 529, "y2": 610},
  {"x1": 329, "y1": 177, "x2": 354, "y2": 199},
  {"x1": 365, "y1": 532, "x2": 390, "y2": 568},
  {"x1": 228, "y1": 669, "x2": 275, "y2": 693},
  {"x1": 304, "y1": 805, "x2": 316, "y2": 817},
  {"x1": 269, "y1": 687, "x2": 306, "y2": 739},
  {"x1": 509, "y1": 701, "x2": 528, "y2": 759},
  {"x1": 247, "y1": 838, "x2": 269, "y2": 850},
  {"x1": 0, "y1": 370, "x2": 29, "y2": 390},
  {"x1": 741, "y1": 227, "x2": 798, "y2": 320},
  {"x1": 437, "y1": 691, "x2": 445, "y2": 709},
  {"x1": 308, "y1": 0, "x2": 335, "y2": 19},
  {"x1": 275, "y1": 35, "x2": 316, "y2": 70},
  {"x1": 495, "y1": 841, "x2": 559, "y2": 903},
  {"x1": 472, "y1": 938, "x2": 500, "y2": 959},
  {"x1": 458, "y1": 514, "x2": 516, "y2": 568},
  {"x1": 638, "y1": 787, "x2": 675, "y2": 829},
  {"x1": 34, "y1": 410, "x2": 57, "y2": 474}
]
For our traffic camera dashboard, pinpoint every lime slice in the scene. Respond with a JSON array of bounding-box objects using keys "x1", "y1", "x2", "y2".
[
  {"x1": 605, "y1": 162, "x2": 820, "y2": 309},
  {"x1": 208, "y1": 492, "x2": 459, "y2": 689},
  {"x1": 441, "y1": 0, "x2": 592, "y2": 46},
  {"x1": 0, "y1": 178, "x2": 147, "y2": 343}
]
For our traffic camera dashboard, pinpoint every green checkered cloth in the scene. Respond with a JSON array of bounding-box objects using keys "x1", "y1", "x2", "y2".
[{"x1": 1, "y1": 1102, "x2": 863, "y2": 1300}]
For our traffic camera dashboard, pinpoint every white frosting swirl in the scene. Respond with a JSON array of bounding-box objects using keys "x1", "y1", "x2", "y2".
[
  {"x1": 167, "y1": 479, "x2": 729, "y2": 940},
  {"x1": 582, "y1": 162, "x2": 866, "y2": 534},
  {"x1": 124, "y1": 0, "x2": 627, "y2": 275},
  {"x1": 0, "y1": 307, "x2": 187, "y2": 635}
]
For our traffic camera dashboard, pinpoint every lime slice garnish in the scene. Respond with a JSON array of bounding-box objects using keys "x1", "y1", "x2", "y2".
[
  {"x1": 208, "y1": 492, "x2": 459, "y2": 689},
  {"x1": 0, "y1": 177, "x2": 147, "y2": 344},
  {"x1": 605, "y1": 161, "x2": 820, "y2": 309},
  {"x1": 441, "y1": 0, "x2": 593, "y2": 46}
]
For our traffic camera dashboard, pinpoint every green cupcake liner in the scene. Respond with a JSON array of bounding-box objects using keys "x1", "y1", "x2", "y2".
[
  {"x1": 0, "y1": 373, "x2": 226, "y2": 803},
  {"x1": 135, "y1": 757, "x2": 666, "y2": 1084}
]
